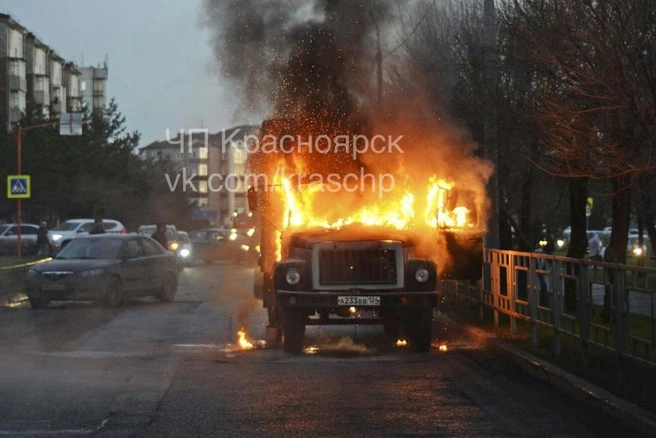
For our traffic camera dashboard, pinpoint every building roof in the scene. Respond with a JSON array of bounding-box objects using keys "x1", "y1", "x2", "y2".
[{"x1": 0, "y1": 13, "x2": 28, "y2": 33}]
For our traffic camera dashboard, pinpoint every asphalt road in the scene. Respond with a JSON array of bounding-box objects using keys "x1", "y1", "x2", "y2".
[{"x1": 0, "y1": 262, "x2": 648, "y2": 437}]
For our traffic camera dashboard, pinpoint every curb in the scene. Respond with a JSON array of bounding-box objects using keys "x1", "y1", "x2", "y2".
[{"x1": 460, "y1": 324, "x2": 656, "y2": 438}]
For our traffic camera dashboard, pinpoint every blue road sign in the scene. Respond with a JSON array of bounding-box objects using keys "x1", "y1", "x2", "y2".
[{"x1": 7, "y1": 175, "x2": 31, "y2": 199}]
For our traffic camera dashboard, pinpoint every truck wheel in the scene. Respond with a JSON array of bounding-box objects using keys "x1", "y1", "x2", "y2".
[
  {"x1": 409, "y1": 308, "x2": 433, "y2": 353},
  {"x1": 282, "y1": 308, "x2": 305, "y2": 354},
  {"x1": 253, "y1": 271, "x2": 264, "y2": 299}
]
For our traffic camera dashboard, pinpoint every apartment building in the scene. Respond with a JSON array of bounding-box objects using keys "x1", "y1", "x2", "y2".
[
  {"x1": 0, "y1": 13, "x2": 106, "y2": 130},
  {"x1": 140, "y1": 125, "x2": 258, "y2": 226},
  {"x1": 0, "y1": 13, "x2": 27, "y2": 129},
  {"x1": 25, "y1": 32, "x2": 50, "y2": 118},
  {"x1": 79, "y1": 64, "x2": 108, "y2": 113}
]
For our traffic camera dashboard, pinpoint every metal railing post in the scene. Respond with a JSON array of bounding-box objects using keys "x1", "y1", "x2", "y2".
[
  {"x1": 577, "y1": 262, "x2": 590, "y2": 370},
  {"x1": 552, "y1": 257, "x2": 562, "y2": 357},
  {"x1": 529, "y1": 254, "x2": 538, "y2": 347},
  {"x1": 614, "y1": 266, "x2": 626, "y2": 382},
  {"x1": 493, "y1": 252, "x2": 499, "y2": 327},
  {"x1": 509, "y1": 254, "x2": 517, "y2": 335}
]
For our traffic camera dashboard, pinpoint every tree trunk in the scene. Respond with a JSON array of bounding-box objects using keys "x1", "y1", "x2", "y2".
[
  {"x1": 601, "y1": 175, "x2": 631, "y2": 321},
  {"x1": 564, "y1": 177, "x2": 588, "y2": 312}
]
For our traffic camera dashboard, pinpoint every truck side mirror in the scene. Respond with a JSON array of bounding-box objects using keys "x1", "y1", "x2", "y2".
[{"x1": 248, "y1": 187, "x2": 258, "y2": 212}]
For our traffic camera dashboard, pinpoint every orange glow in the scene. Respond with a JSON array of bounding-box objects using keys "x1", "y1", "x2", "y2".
[
  {"x1": 396, "y1": 339, "x2": 408, "y2": 347},
  {"x1": 273, "y1": 173, "x2": 477, "y2": 233},
  {"x1": 237, "y1": 328, "x2": 254, "y2": 350},
  {"x1": 438, "y1": 344, "x2": 448, "y2": 352}
]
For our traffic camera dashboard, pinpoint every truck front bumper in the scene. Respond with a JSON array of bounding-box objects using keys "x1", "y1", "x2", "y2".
[{"x1": 277, "y1": 289, "x2": 437, "y2": 308}]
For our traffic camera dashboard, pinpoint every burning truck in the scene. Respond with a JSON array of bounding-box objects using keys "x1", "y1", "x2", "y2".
[{"x1": 247, "y1": 119, "x2": 485, "y2": 353}]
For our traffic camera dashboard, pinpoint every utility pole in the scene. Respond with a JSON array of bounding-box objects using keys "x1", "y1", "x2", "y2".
[{"x1": 483, "y1": 0, "x2": 499, "y2": 249}]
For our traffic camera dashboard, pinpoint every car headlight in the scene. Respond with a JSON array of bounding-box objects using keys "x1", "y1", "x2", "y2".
[
  {"x1": 632, "y1": 246, "x2": 644, "y2": 257},
  {"x1": 78, "y1": 269, "x2": 105, "y2": 279},
  {"x1": 179, "y1": 248, "x2": 190, "y2": 258},
  {"x1": 51, "y1": 234, "x2": 63, "y2": 241},
  {"x1": 27, "y1": 269, "x2": 40, "y2": 278},
  {"x1": 415, "y1": 267, "x2": 430, "y2": 283},
  {"x1": 556, "y1": 239, "x2": 565, "y2": 249},
  {"x1": 169, "y1": 242, "x2": 179, "y2": 251},
  {"x1": 285, "y1": 268, "x2": 301, "y2": 285}
]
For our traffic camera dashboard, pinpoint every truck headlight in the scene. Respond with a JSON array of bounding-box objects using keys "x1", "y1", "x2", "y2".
[
  {"x1": 415, "y1": 268, "x2": 430, "y2": 283},
  {"x1": 285, "y1": 268, "x2": 301, "y2": 285}
]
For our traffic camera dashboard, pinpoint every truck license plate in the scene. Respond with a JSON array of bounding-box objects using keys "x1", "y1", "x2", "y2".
[{"x1": 337, "y1": 296, "x2": 380, "y2": 306}]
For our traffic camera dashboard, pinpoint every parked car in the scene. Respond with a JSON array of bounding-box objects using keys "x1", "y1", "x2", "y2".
[
  {"x1": 25, "y1": 234, "x2": 178, "y2": 308},
  {"x1": 50, "y1": 218, "x2": 126, "y2": 250},
  {"x1": 188, "y1": 228, "x2": 230, "y2": 264},
  {"x1": 627, "y1": 235, "x2": 651, "y2": 258},
  {"x1": 0, "y1": 223, "x2": 54, "y2": 256},
  {"x1": 176, "y1": 231, "x2": 193, "y2": 267}
]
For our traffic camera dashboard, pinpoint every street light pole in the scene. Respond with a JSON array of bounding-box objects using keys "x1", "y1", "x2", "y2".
[
  {"x1": 16, "y1": 126, "x2": 22, "y2": 257},
  {"x1": 11, "y1": 121, "x2": 66, "y2": 258}
]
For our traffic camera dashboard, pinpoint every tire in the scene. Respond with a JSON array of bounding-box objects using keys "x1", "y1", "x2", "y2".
[
  {"x1": 253, "y1": 271, "x2": 264, "y2": 300},
  {"x1": 157, "y1": 273, "x2": 177, "y2": 303},
  {"x1": 104, "y1": 276, "x2": 123, "y2": 307},
  {"x1": 282, "y1": 308, "x2": 305, "y2": 354},
  {"x1": 28, "y1": 295, "x2": 50, "y2": 309},
  {"x1": 409, "y1": 308, "x2": 434, "y2": 353}
]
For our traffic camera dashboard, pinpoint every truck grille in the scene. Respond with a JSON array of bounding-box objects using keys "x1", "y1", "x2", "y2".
[{"x1": 318, "y1": 247, "x2": 399, "y2": 286}]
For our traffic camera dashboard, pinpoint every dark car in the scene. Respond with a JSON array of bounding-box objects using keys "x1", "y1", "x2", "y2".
[
  {"x1": 188, "y1": 228, "x2": 232, "y2": 264},
  {"x1": 25, "y1": 234, "x2": 178, "y2": 308}
]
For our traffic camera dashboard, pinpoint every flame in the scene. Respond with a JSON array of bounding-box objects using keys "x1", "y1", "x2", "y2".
[
  {"x1": 273, "y1": 172, "x2": 477, "y2": 232},
  {"x1": 396, "y1": 339, "x2": 408, "y2": 347},
  {"x1": 237, "y1": 328, "x2": 254, "y2": 350},
  {"x1": 438, "y1": 344, "x2": 448, "y2": 352}
]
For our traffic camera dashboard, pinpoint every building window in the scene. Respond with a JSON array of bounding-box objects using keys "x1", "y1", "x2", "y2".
[
  {"x1": 199, "y1": 147, "x2": 208, "y2": 159},
  {"x1": 198, "y1": 181, "x2": 208, "y2": 193},
  {"x1": 198, "y1": 164, "x2": 208, "y2": 176}
]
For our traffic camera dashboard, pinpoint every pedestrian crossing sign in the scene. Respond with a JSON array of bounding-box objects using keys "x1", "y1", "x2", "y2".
[{"x1": 7, "y1": 175, "x2": 30, "y2": 199}]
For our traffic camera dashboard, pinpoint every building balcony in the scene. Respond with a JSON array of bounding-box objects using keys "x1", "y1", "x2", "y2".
[
  {"x1": 32, "y1": 90, "x2": 50, "y2": 105},
  {"x1": 51, "y1": 99, "x2": 65, "y2": 114},
  {"x1": 9, "y1": 107, "x2": 23, "y2": 123},
  {"x1": 93, "y1": 69, "x2": 108, "y2": 79},
  {"x1": 9, "y1": 75, "x2": 27, "y2": 92}
]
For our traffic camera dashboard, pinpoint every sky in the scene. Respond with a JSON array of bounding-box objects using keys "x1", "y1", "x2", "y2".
[{"x1": 0, "y1": 0, "x2": 248, "y2": 147}]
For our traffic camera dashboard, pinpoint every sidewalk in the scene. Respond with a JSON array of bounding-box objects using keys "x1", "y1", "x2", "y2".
[{"x1": 458, "y1": 321, "x2": 656, "y2": 438}]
